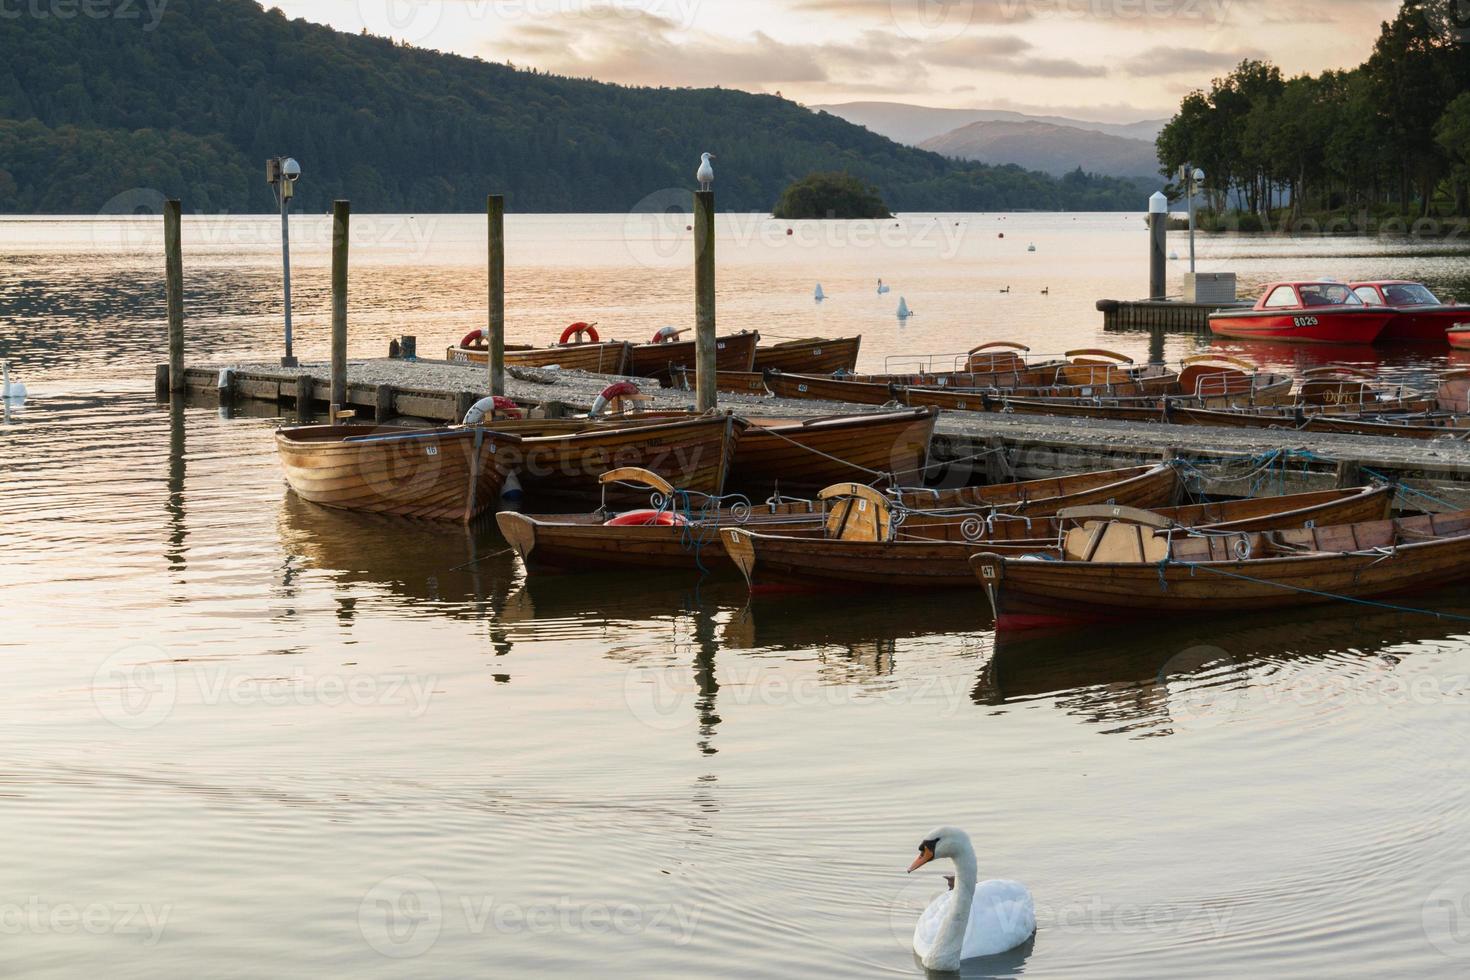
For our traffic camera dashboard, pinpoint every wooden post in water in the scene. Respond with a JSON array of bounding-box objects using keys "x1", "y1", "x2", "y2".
[
  {"x1": 487, "y1": 194, "x2": 506, "y2": 396},
  {"x1": 1148, "y1": 192, "x2": 1168, "y2": 301},
  {"x1": 330, "y1": 200, "x2": 350, "y2": 411},
  {"x1": 693, "y1": 189, "x2": 717, "y2": 412},
  {"x1": 164, "y1": 199, "x2": 185, "y2": 391}
]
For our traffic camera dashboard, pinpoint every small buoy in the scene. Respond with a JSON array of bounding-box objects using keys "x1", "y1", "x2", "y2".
[
  {"x1": 1027, "y1": 243, "x2": 1037, "y2": 252},
  {"x1": 897, "y1": 297, "x2": 913, "y2": 319},
  {"x1": 815, "y1": 284, "x2": 825, "y2": 302},
  {"x1": 686, "y1": 225, "x2": 692, "y2": 231},
  {"x1": 998, "y1": 233, "x2": 1005, "y2": 239},
  {"x1": 501, "y1": 470, "x2": 524, "y2": 502},
  {"x1": 1170, "y1": 251, "x2": 1180, "y2": 260},
  {"x1": 787, "y1": 228, "x2": 793, "y2": 236}
]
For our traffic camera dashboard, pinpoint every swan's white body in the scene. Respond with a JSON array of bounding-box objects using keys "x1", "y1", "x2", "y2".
[
  {"x1": 877, "y1": 279, "x2": 890, "y2": 295},
  {"x1": 909, "y1": 827, "x2": 1034, "y2": 971},
  {"x1": 1, "y1": 361, "x2": 24, "y2": 402},
  {"x1": 697, "y1": 153, "x2": 715, "y2": 190}
]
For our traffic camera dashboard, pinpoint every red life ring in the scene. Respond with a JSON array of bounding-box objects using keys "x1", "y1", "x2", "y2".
[
  {"x1": 490, "y1": 396, "x2": 522, "y2": 419},
  {"x1": 604, "y1": 509, "x2": 689, "y2": 527},
  {"x1": 459, "y1": 329, "x2": 488, "y2": 350},
  {"x1": 590, "y1": 381, "x2": 641, "y2": 417},
  {"x1": 650, "y1": 326, "x2": 683, "y2": 344},
  {"x1": 560, "y1": 321, "x2": 599, "y2": 345}
]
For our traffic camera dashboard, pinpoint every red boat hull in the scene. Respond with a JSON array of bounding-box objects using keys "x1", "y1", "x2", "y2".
[
  {"x1": 1208, "y1": 308, "x2": 1392, "y2": 344},
  {"x1": 1451, "y1": 329, "x2": 1470, "y2": 351},
  {"x1": 1380, "y1": 306, "x2": 1470, "y2": 344}
]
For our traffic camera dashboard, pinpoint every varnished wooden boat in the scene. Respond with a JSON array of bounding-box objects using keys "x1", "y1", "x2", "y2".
[
  {"x1": 719, "y1": 485, "x2": 1392, "y2": 591},
  {"x1": 972, "y1": 508, "x2": 1470, "y2": 630},
  {"x1": 753, "y1": 336, "x2": 861, "y2": 374},
  {"x1": 729, "y1": 407, "x2": 938, "y2": 495},
  {"x1": 447, "y1": 340, "x2": 632, "y2": 374},
  {"x1": 501, "y1": 463, "x2": 1181, "y2": 575},
  {"x1": 628, "y1": 330, "x2": 759, "y2": 383},
  {"x1": 276, "y1": 424, "x2": 522, "y2": 522},
  {"x1": 517, "y1": 414, "x2": 747, "y2": 501}
]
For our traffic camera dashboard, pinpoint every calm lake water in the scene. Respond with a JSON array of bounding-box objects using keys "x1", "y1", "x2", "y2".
[{"x1": 4, "y1": 213, "x2": 1470, "y2": 977}]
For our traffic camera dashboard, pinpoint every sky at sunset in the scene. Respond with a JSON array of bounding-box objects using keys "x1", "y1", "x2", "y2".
[{"x1": 276, "y1": 0, "x2": 1403, "y2": 122}]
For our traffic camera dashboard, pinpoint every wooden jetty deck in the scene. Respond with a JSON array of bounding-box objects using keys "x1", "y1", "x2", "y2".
[{"x1": 163, "y1": 355, "x2": 1470, "y2": 509}]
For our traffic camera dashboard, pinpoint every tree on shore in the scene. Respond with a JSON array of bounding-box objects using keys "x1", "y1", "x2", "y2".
[{"x1": 772, "y1": 172, "x2": 893, "y2": 219}]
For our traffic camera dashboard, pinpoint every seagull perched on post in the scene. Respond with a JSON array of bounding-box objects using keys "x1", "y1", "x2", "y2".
[{"x1": 697, "y1": 153, "x2": 715, "y2": 191}]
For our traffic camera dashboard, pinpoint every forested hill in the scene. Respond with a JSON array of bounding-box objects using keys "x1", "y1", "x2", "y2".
[{"x1": 0, "y1": 0, "x2": 1146, "y2": 214}]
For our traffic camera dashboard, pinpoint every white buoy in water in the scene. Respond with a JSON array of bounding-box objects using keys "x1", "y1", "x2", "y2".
[
  {"x1": 1169, "y1": 251, "x2": 1180, "y2": 261},
  {"x1": 877, "y1": 279, "x2": 891, "y2": 295},
  {"x1": 501, "y1": 470, "x2": 524, "y2": 502},
  {"x1": 1027, "y1": 242, "x2": 1037, "y2": 252},
  {"x1": 815, "y1": 283, "x2": 825, "y2": 302},
  {"x1": 1, "y1": 361, "x2": 25, "y2": 402},
  {"x1": 897, "y1": 297, "x2": 913, "y2": 319}
]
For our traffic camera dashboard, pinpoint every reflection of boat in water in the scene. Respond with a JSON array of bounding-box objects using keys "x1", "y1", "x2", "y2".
[
  {"x1": 976, "y1": 599, "x2": 1470, "y2": 736},
  {"x1": 720, "y1": 589, "x2": 987, "y2": 654},
  {"x1": 276, "y1": 492, "x2": 519, "y2": 617}
]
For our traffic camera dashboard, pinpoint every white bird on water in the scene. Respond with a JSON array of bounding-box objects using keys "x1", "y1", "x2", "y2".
[
  {"x1": 908, "y1": 827, "x2": 1035, "y2": 971},
  {"x1": 897, "y1": 297, "x2": 913, "y2": 319},
  {"x1": 1, "y1": 361, "x2": 25, "y2": 402},
  {"x1": 877, "y1": 278, "x2": 891, "y2": 295},
  {"x1": 697, "y1": 153, "x2": 715, "y2": 191}
]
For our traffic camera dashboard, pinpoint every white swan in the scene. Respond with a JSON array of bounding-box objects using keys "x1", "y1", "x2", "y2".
[
  {"x1": 909, "y1": 826, "x2": 1035, "y2": 971},
  {"x1": 877, "y1": 279, "x2": 891, "y2": 295},
  {"x1": 1, "y1": 361, "x2": 25, "y2": 402}
]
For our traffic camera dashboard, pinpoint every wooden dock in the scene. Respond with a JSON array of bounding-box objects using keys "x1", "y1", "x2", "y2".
[
  {"x1": 162, "y1": 356, "x2": 1470, "y2": 510},
  {"x1": 1098, "y1": 298, "x2": 1250, "y2": 333}
]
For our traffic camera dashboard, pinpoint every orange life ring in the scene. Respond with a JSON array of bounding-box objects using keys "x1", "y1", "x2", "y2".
[
  {"x1": 560, "y1": 321, "x2": 599, "y2": 345},
  {"x1": 604, "y1": 509, "x2": 689, "y2": 527},
  {"x1": 459, "y1": 329, "x2": 488, "y2": 350}
]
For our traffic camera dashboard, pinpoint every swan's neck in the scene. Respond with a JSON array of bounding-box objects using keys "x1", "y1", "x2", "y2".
[{"x1": 929, "y1": 841, "x2": 978, "y2": 970}]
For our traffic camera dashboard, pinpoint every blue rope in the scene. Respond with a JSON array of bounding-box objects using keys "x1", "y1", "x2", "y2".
[
  {"x1": 1168, "y1": 559, "x2": 1470, "y2": 624},
  {"x1": 1357, "y1": 465, "x2": 1461, "y2": 511}
]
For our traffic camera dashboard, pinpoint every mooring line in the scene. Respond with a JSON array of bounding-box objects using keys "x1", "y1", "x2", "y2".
[{"x1": 1168, "y1": 559, "x2": 1470, "y2": 624}]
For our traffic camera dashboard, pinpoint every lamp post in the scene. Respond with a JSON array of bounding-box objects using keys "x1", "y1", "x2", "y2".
[
  {"x1": 1185, "y1": 166, "x2": 1205, "y2": 275},
  {"x1": 267, "y1": 157, "x2": 302, "y2": 367}
]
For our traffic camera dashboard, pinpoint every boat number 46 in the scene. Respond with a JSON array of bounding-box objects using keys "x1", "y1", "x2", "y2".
[{"x1": 1292, "y1": 316, "x2": 1320, "y2": 327}]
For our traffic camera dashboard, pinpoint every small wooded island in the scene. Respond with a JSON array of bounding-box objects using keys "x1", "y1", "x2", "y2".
[{"x1": 772, "y1": 172, "x2": 894, "y2": 219}]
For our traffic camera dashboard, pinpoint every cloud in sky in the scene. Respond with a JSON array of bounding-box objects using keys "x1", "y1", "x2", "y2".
[{"x1": 286, "y1": 0, "x2": 1402, "y2": 121}]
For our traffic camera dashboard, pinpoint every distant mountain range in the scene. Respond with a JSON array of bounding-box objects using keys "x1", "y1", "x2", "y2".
[{"x1": 815, "y1": 102, "x2": 1166, "y2": 179}]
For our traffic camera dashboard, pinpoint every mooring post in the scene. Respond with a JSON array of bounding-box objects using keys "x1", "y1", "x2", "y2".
[
  {"x1": 330, "y1": 200, "x2": 350, "y2": 409},
  {"x1": 1148, "y1": 191, "x2": 1168, "y2": 301},
  {"x1": 296, "y1": 374, "x2": 314, "y2": 423},
  {"x1": 693, "y1": 189, "x2": 717, "y2": 412},
  {"x1": 164, "y1": 199, "x2": 185, "y2": 391},
  {"x1": 488, "y1": 194, "x2": 506, "y2": 396}
]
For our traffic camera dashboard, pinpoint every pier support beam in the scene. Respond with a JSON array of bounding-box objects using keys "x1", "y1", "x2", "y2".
[
  {"x1": 487, "y1": 194, "x2": 506, "y2": 397},
  {"x1": 1148, "y1": 191, "x2": 1168, "y2": 301},
  {"x1": 164, "y1": 199, "x2": 185, "y2": 391},
  {"x1": 330, "y1": 200, "x2": 350, "y2": 410},
  {"x1": 693, "y1": 189, "x2": 717, "y2": 412}
]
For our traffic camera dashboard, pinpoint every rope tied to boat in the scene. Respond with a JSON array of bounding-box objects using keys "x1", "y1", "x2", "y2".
[{"x1": 1164, "y1": 559, "x2": 1470, "y2": 623}]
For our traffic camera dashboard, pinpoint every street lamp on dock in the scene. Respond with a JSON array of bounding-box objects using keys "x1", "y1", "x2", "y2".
[
  {"x1": 267, "y1": 157, "x2": 302, "y2": 367},
  {"x1": 1183, "y1": 165, "x2": 1205, "y2": 274}
]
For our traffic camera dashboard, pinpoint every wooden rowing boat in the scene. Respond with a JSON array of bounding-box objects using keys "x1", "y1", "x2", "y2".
[
  {"x1": 628, "y1": 330, "x2": 759, "y2": 383},
  {"x1": 516, "y1": 414, "x2": 747, "y2": 501},
  {"x1": 276, "y1": 424, "x2": 522, "y2": 522},
  {"x1": 972, "y1": 508, "x2": 1470, "y2": 630},
  {"x1": 719, "y1": 485, "x2": 1392, "y2": 591},
  {"x1": 728, "y1": 407, "x2": 938, "y2": 495},
  {"x1": 753, "y1": 336, "x2": 861, "y2": 374},
  {"x1": 447, "y1": 340, "x2": 632, "y2": 374},
  {"x1": 500, "y1": 463, "x2": 1180, "y2": 575}
]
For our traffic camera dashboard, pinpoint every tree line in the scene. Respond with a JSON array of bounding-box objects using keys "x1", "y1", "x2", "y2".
[
  {"x1": 1156, "y1": 0, "x2": 1470, "y2": 223},
  {"x1": 0, "y1": 0, "x2": 1147, "y2": 215}
]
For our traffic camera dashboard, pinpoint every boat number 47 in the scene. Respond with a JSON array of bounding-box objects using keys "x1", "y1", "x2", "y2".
[{"x1": 1293, "y1": 316, "x2": 1320, "y2": 327}]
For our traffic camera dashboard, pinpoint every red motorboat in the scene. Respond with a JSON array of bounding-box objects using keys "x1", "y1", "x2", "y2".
[
  {"x1": 1208, "y1": 281, "x2": 1394, "y2": 345},
  {"x1": 1451, "y1": 326, "x2": 1470, "y2": 351},
  {"x1": 1349, "y1": 280, "x2": 1470, "y2": 344}
]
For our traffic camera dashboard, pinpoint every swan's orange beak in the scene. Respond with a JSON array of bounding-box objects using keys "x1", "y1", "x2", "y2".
[{"x1": 908, "y1": 846, "x2": 934, "y2": 874}]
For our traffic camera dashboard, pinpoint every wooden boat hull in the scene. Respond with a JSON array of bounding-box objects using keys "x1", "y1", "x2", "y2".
[
  {"x1": 720, "y1": 486, "x2": 1393, "y2": 591},
  {"x1": 628, "y1": 331, "x2": 759, "y2": 382},
  {"x1": 896, "y1": 464, "x2": 1180, "y2": 516},
  {"x1": 517, "y1": 415, "x2": 746, "y2": 500},
  {"x1": 973, "y1": 511, "x2": 1470, "y2": 630},
  {"x1": 1209, "y1": 308, "x2": 1392, "y2": 344},
  {"x1": 729, "y1": 408, "x2": 938, "y2": 495},
  {"x1": 753, "y1": 336, "x2": 861, "y2": 374},
  {"x1": 276, "y1": 424, "x2": 519, "y2": 522},
  {"x1": 447, "y1": 341, "x2": 632, "y2": 374}
]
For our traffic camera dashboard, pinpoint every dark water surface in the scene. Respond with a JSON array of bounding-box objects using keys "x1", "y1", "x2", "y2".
[{"x1": 4, "y1": 215, "x2": 1470, "y2": 977}]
